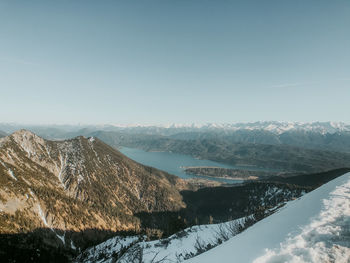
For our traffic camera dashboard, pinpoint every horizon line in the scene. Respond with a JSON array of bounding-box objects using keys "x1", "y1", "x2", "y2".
[{"x1": 0, "y1": 120, "x2": 349, "y2": 128}]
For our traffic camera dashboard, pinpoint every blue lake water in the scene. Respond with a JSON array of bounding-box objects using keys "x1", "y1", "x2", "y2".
[{"x1": 119, "y1": 147, "x2": 262, "y2": 184}]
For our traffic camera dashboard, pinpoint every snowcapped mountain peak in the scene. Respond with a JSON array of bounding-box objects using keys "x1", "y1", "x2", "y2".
[{"x1": 103, "y1": 121, "x2": 350, "y2": 134}]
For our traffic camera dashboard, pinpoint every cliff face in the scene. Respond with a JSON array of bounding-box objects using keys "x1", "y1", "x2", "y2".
[{"x1": 0, "y1": 130, "x2": 186, "y2": 237}]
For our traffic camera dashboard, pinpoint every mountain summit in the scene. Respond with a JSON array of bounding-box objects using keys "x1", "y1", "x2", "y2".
[{"x1": 0, "y1": 130, "x2": 186, "y2": 249}]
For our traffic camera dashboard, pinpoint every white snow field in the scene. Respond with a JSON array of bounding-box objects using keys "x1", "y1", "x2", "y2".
[{"x1": 187, "y1": 172, "x2": 350, "y2": 263}]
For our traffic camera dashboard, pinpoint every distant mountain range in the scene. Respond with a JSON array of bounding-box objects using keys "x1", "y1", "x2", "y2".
[
  {"x1": 155, "y1": 121, "x2": 350, "y2": 135},
  {"x1": 2, "y1": 122, "x2": 350, "y2": 154},
  {"x1": 1, "y1": 121, "x2": 350, "y2": 136}
]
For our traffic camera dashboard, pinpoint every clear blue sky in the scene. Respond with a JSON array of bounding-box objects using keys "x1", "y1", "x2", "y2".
[{"x1": 0, "y1": 0, "x2": 349, "y2": 125}]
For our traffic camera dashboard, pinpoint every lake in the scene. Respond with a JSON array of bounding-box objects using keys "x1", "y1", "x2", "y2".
[{"x1": 119, "y1": 147, "x2": 258, "y2": 184}]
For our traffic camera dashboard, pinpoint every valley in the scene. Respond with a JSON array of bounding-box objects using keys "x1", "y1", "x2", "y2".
[{"x1": 118, "y1": 146, "x2": 264, "y2": 184}]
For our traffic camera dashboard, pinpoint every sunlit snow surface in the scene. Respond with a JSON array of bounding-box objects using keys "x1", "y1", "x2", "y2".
[{"x1": 188, "y1": 173, "x2": 350, "y2": 263}]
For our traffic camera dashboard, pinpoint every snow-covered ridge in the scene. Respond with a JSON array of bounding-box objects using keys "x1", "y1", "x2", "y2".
[
  {"x1": 76, "y1": 215, "x2": 255, "y2": 263},
  {"x1": 187, "y1": 172, "x2": 350, "y2": 263}
]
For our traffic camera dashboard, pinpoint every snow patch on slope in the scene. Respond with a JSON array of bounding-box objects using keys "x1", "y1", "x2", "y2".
[
  {"x1": 56, "y1": 232, "x2": 66, "y2": 246},
  {"x1": 7, "y1": 168, "x2": 17, "y2": 181},
  {"x1": 37, "y1": 204, "x2": 49, "y2": 227},
  {"x1": 37, "y1": 202, "x2": 67, "y2": 246},
  {"x1": 57, "y1": 153, "x2": 68, "y2": 188},
  {"x1": 0, "y1": 160, "x2": 18, "y2": 181},
  {"x1": 71, "y1": 240, "x2": 77, "y2": 250}
]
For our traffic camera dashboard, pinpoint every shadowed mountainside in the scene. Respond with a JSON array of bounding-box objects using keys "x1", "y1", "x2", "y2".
[{"x1": 0, "y1": 228, "x2": 139, "y2": 263}]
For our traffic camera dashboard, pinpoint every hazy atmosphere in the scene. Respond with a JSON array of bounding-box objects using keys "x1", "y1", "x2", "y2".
[
  {"x1": 1, "y1": 2, "x2": 350, "y2": 263},
  {"x1": 1, "y1": 0, "x2": 350, "y2": 125}
]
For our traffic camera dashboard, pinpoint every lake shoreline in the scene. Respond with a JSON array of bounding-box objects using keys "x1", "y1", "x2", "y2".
[{"x1": 119, "y1": 147, "x2": 252, "y2": 184}]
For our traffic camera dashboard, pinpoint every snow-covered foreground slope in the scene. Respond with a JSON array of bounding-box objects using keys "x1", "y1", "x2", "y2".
[
  {"x1": 76, "y1": 215, "x2": 255, "y2": 263},
  {"x1": 187, "y1": 172, "x2": 350, "y2": 263}
]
